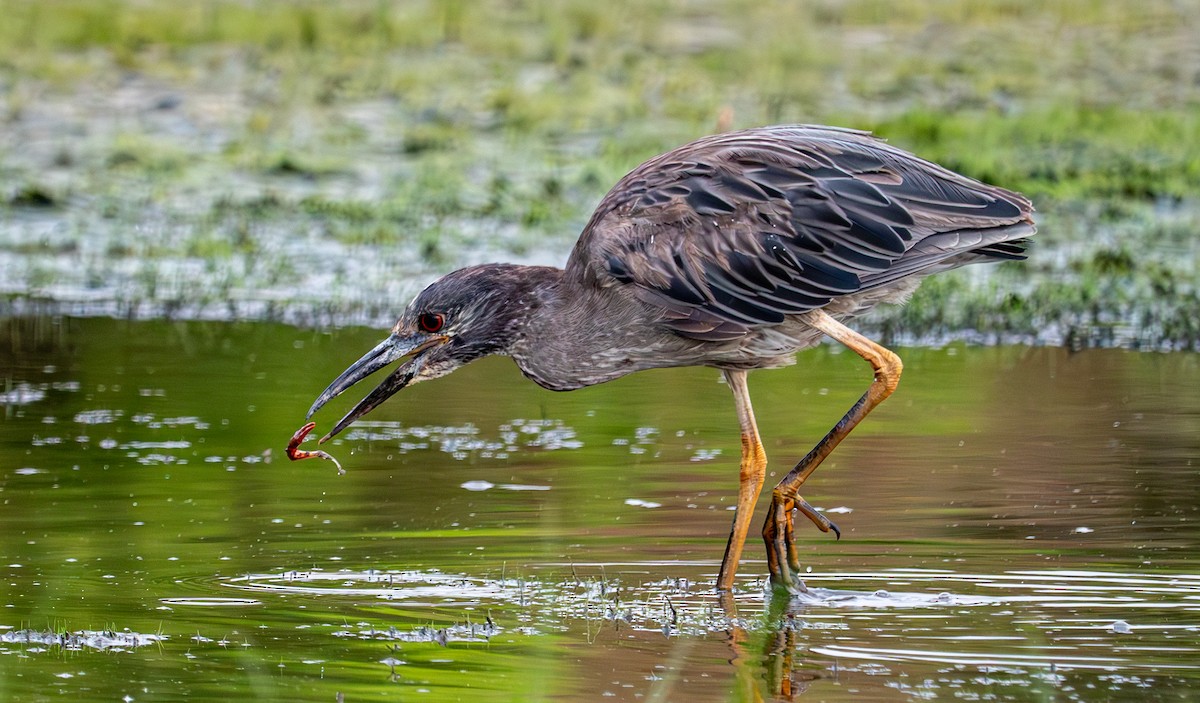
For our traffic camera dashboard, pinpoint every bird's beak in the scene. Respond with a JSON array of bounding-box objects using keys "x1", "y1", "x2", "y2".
[{"x1": 306, "y1": 332, "x2": 448, "y2": 442}]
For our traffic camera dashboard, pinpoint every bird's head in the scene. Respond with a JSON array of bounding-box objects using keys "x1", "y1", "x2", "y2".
[{"x1": 305, "y1": 264, "x2": 554, "y2": 441}]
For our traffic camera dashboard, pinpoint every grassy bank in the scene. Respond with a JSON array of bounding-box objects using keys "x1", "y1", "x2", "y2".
[{"x1": 0, "y1": 0, "x2": 1197, "y2": 348}]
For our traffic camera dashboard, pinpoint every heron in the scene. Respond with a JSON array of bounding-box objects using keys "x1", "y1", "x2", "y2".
[{"x1": 305, "y1": 124, "x2": 1035, "y2": 594}]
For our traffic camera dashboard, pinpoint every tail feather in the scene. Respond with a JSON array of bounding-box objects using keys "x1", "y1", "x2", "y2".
[{"x1": 858, "y1": 221, "x2": 1035, "y2": 291}]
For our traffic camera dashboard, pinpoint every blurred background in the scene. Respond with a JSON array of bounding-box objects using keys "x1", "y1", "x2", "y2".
[{"x1": 1, "y1": 0, "x2": 1197, "y2": 348}]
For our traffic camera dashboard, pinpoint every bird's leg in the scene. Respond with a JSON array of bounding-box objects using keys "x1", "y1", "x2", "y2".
[
  {"x1": 763, "y1": 310, "x2": 903, "y2": 594},
  {"x1": 716, "y1": 369, "x2": 768, "y2": 592}
]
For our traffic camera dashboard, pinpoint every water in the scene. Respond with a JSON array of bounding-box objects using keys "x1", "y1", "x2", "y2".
[{"x1": 1, "y1": 316, "x2": 1198, "y2": 701}]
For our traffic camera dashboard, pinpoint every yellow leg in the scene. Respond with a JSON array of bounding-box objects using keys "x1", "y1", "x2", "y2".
[
  {"x1": 763, "y1": 310, "x2": 903, "y2": 594},
  {"x1": 716, "y1": 369, "x2": 767, "y2": 591}
]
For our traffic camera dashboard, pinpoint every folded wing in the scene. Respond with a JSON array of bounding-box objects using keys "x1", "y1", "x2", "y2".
[{"x1": 567, "y1": 125, "x2": 1035, "y2": 341}]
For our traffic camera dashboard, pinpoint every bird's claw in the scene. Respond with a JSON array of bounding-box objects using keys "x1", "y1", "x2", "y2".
[
  {"x1": 763, "y1": 493, "x2": 845, "y2": 593},
  {"x1": 763, "y1": 494, "x2": 808, "y2": 595},
  {"x1": 794, "y1": 497, "x2": 840, "y2": 539}
]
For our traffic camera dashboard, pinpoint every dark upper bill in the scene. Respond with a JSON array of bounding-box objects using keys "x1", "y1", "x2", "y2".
[{"x1": 306, "y1": 333, "x2": 446, "y2": 442}]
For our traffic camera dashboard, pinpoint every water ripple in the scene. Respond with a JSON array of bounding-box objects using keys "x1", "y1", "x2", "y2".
[{"x1": 216, "y1": 565, "x2": 1200, "y2": 678}]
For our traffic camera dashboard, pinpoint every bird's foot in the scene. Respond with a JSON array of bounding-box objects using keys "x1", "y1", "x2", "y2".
[
  {"x1": 763, "y1": 494, "x2": 808, "y2": 595},
  {"x1": 794, "y1": 498, "x2": 841, "y2": 539}
]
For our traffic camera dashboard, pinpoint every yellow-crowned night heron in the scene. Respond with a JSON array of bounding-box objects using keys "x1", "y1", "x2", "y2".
[{"x1": 305, "y1": 125, "x2": 1035, "y2": 594}]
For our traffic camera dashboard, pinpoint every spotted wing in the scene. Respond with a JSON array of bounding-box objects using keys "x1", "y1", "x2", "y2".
[{"x1": 566, "y1": 125, "x2": 1035, "y2": 341}]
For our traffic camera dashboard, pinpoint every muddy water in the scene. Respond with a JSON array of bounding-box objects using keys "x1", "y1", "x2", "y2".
[{"x1": 1, "y1": 316, "x2": 1198, "y2": 701}]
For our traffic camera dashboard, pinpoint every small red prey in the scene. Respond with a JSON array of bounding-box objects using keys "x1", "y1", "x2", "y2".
[{"x1": 286, "y1": 422, "x2": 345, "y2": 475}]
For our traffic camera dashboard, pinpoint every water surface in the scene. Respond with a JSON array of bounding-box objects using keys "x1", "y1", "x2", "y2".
[{"x1": 1, "y1": 317, "x2": 1198, "y2": 701}]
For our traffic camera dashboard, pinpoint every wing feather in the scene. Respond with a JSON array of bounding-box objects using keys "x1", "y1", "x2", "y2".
[{"x1": 567, "y1": 125, "x2": 1034, "y2": 340}]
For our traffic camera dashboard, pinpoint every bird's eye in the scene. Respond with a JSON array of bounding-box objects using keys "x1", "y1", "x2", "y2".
[{"x1": 418, "y1": 312, "x2": 445, "y2": 333}]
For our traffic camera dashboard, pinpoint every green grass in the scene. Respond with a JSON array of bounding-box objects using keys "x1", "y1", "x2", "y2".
[
  {"x1": 866, "y1": 107, "x2": 1200, "y2": 202},
  {"x1": 4, "y1": 0, "x2": 1196, "y2": 202}
]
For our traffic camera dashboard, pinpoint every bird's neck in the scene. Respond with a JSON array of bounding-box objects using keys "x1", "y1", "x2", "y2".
[{"x1": 507, "y1": 268, "x2": 653, "y2": 391}]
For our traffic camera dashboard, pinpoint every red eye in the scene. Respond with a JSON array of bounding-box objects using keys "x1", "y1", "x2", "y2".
[{"x1": 418, "y1": 312, "x2": 445, "y2": 333}]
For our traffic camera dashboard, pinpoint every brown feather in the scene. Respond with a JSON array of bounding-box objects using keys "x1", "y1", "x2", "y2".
[{"x1": 566, "y1": 125, "x2": 1034, "y2": 341}]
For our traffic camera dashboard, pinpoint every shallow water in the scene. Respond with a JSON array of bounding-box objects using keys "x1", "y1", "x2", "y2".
[{"x1": 1, "y1": 316, "x2": 1198, "y2": 701}]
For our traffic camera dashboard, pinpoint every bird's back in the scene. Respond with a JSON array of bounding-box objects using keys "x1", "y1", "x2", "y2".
[{"x1": 566, "y1": 125, "x2": 1035, "y2": 342}]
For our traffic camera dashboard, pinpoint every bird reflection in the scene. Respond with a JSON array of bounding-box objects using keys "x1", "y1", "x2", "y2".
[{"x1": 721, "y1": 591, "x2": 821, "y2": 701}]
